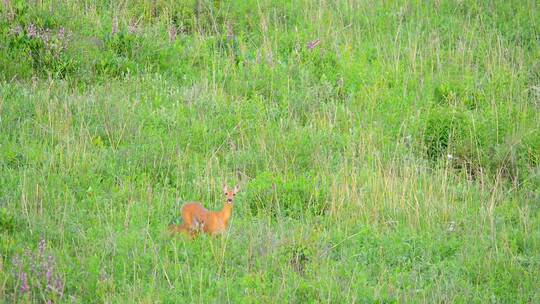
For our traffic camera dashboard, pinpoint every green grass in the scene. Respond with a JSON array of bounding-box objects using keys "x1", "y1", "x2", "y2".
[{"x1": 1, "y1": 0, "x2": 539, "y2": 302}]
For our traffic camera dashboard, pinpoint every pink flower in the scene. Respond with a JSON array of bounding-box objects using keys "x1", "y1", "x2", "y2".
[
  {"x1": 55, "y1": 277, "x2": 64, "y2": 296},
  {"x1": 11, "y1": 255, "x2": 21, "y2": 269},
  {"x1": 20, "y1": 272, "x2": 29, "y2": 293},
  {"x1": 46, "y1": 268, "x2": 53, "y2": 285},
  {"x1": 27, "y1": 23, "x2": 37, "y2": 38},
  {"x1": 39, "y1": 238, "x2": 46, "y2": 257}
]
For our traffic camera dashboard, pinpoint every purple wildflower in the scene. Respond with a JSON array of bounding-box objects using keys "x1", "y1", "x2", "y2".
[
  {"x1": 54, "y1": 277, "x2": 64, "y2": 296},
  {"x1": 58, "y1": 27, "x2": 66, "y2": 40},
  {"x1": 11, "y1": 255, "x2": 21, "y2": 269},
  {"x1": 46, "y1": 268, "x2": 53, "y2": 286},
  {"x1": 23, "y1": 249, "x2": 32, "y2": 261},
  {"x1": 27, "y1": 23, "x2": 37, "y2": 38},
  {"x1": 36, "y1": 28, "x2": 51, "y2": 52},
  {"x1": 20, "y1": 272, "x2": 30, "y2": 293},
  {"x1": 10, "y1": 239, "x2": 69, "y2": 300},
  {"x1": 46, "y1": 255, "x2": 56, "y2": 275},
  {"x1": 39, "y1": 238, "x2": 46, "y2": 257}
]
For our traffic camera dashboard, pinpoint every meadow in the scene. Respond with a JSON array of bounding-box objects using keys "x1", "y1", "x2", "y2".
[{"x1": 0, "y1": 0, "x2": 539, "y2": 302}]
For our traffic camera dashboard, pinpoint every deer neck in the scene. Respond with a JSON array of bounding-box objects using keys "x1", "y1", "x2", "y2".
[{"x1": 219, "y1": 203, "x2": 233, "y2": 223}]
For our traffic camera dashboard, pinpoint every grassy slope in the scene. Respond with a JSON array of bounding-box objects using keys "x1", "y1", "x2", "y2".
[{"x1": 1, "y1": 0, "x2": 539, "y2": 302}]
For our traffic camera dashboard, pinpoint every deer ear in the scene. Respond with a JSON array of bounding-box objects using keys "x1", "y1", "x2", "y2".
[
  {"x1": 233, "y1": 185, "x2": 239, "y2": 194},
  {"x1": 222, "y1": 184, "x2": 228, "y2": 193}
]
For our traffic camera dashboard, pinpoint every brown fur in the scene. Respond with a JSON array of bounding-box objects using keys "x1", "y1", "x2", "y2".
[{"x1": 169, "y1": 185, "x2": 239, "y2": 238}]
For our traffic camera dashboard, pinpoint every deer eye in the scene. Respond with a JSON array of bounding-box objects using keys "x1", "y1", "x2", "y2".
[{"x1": 233, "y1": 193, "x2": 236, "y2": 196}]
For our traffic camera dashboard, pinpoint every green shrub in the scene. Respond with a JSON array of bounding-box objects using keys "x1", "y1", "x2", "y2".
[
  {"x1": 0, "y1": 2, "x2": 76, "y2": 78},
  {"x1": 421, "y1": 106, "x2": 471, "y2": 161},
  {"x1": 433, "y1": 82, "x2": 483, "y2": 110},
  {"x1": 0, "y1": 208, "x2": 17, "y2": 234},
  {"x1": 104, "y1": 30, "x2": 140, "y2": 59},
  {"x1": 246, "y1": 171, "x2": 329, "y2": 218},
  {"x1": 93, "y1": 51, "x2": 138, "y2": 78},
  {"x1": 418, "y1": 99, "x2": 538, "y2": 186}
]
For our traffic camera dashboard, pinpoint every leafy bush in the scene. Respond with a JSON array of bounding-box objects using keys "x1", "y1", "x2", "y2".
[
  {"x1": 0, "y1": 208, "x2": 17, "y2": 234},
  {"x1": 433, "y1": 82, "x2": 483, "y2": 110},
  {"x1": 93, "y1": 50, "x2": 138, "y2": 78},
  {"x1": 91, "y1": 19, "x2": 145, "y2": 78},
  {"x1": 0, "y1": 2, "x2": 75, "y2": 78},
  {"x1": 418, "y1": 96, "x2": 538, "y2": 186},
  {"x1": 420, "y1": 106, "x2": 471, "y2": 161}
]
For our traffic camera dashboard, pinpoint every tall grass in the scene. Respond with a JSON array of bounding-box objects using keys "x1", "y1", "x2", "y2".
[{"x1": 1, "y1": 0, "x2": 539, "y2": 302}]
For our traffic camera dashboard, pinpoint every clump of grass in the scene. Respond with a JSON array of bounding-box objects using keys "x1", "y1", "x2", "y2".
[{"x1": 246, "y1": 171, "x2": 329, "y2": 218}]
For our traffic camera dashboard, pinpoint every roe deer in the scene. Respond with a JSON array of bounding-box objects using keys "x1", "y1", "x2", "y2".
[{"x1": 169, "y1": 184, "x2": 239, "y2": 237}]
